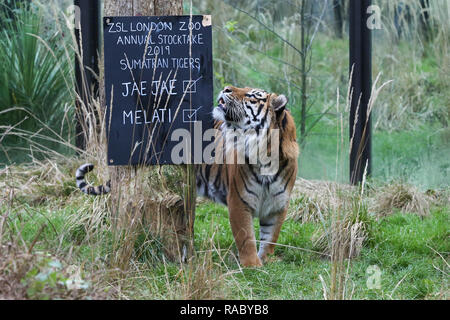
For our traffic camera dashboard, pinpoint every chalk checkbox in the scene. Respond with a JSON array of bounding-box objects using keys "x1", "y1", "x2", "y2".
[
  {"x1": 183, "y1": 80, "x2": 197, "y2": 93},
  {"x1": 183, "y1": 106, "x2": 203, "y2": 123},
  {"x1": 183, "y1": 109, "x2": 198, "y2": 123}
]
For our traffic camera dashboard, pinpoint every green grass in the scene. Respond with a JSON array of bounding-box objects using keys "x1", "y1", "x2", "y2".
[
  {"x1": 3, "y1": 193, "x2": 447, "y2": 300},
  {"x1": 298, "y1": 121, "x2": 450, "y2": 188},
  {"x1": 192, "y1": 202, "x2": 449, "y2": 299},
  {"x1": 373, "y1": 126, "x2": 450, "y2": 189}
]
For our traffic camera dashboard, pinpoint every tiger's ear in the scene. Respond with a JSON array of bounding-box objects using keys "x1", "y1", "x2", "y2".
[{"x1": 271, "y1": 94, "x2": 288, "y2": 117}]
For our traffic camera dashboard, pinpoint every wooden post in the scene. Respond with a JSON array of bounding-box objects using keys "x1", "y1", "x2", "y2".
[
  {"x1": 349, "y1": 0, "x2": 372, "y2": 185},
  {"x1": 103, "y1": 0, "x2": 195, "y2": 267}
]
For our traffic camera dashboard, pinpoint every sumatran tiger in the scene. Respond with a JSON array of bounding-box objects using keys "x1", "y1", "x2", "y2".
[
  {"x1": 195, "y1": 86, "x2": 299, "y2": 266},
  {"x1": 75, "y1": 86, "x2": 299, "y2": 267}
]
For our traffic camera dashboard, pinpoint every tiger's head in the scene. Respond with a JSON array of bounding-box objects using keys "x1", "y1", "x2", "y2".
[
  {"x1": 213, "y1": 86, "x2": 288, "y2": 131},
  {"x1": 213, "y1": 86, "x2": 299, "y2": 162}
]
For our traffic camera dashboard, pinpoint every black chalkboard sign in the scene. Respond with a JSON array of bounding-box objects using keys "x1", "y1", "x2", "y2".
[{"x1": 103, "y1": 15, "x2": 213, "y2": 165}]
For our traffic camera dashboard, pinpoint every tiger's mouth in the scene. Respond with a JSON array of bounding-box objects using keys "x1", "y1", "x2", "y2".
[
  {"x1": 217, "y1": 97, "x2": 226, "y2": 111},
  {"x1": 214, "y1": 91, "x2": 246, "y2": 126},
  {"x1": 214, "y1": 93, "x2": 235, "y2": 124},
  {"x1": 217, "y1": 93, "x2": 226, "y2": 110},
  {"x1": 215, "y1": 93, "x2": 229, "y2": 118}
]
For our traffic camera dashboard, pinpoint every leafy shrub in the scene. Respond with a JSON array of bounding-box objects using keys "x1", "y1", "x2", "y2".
[{"x1": 0, "y1": 2, "x2": 74, "y2": 162}]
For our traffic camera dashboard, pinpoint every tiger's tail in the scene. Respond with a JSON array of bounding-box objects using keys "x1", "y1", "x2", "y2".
[{"x1": 76, "y1": 163, "x2": 111, "y2": 195}]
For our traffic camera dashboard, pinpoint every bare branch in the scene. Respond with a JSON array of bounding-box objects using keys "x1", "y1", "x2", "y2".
[{"x1": 227, "y1": 3, "x2": 304, "y2": 57}]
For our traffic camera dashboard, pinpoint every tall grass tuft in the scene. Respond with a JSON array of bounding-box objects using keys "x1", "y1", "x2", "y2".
[
  {"x1": 0, "y1": 2, "x2": 74, "y2": 163},
  {"x1": 315, "y1": 74, "x2": 393, "y2": 300},
  {"x1": 374, "y1": 182, "x2": 432, "y2": 217},
  {"x1": 372, "y1": 0, "x2": 450, "y2": 131}
]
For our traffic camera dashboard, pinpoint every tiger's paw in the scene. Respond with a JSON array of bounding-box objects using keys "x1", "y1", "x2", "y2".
[
  {"x1": 262, "y1": 255, "x2": 282, "y2": 264},
  {"x1": 240, "y1": 255, "x2": 263, "y2": 268}
]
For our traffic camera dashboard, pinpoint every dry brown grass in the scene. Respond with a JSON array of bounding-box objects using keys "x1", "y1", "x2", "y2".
[
  {"x1": 108, "y1": 224, "x2": 235, "y2": 300},
  {"x1": 289, "y1": 179, "x2": 437, "y2": 222},
  {"x1": 373, "y1": 183, "x2": 433, "y2": 217},
  {"x1": 311, "y1": 211, "x2": 367, "y2": 260},
  {"x1": 311, "y1": 188, "x2": 369, "y2": 300},
  {"x1": 0, "y1": 158, "x2": 230, "y2": 300},
  {"x1": 0, "y1": 245, "x2": 110, "y2": 300},
  {"x1": 175, "y1": 248, "x2": 226, "y2": 300},
  {"x1": 0, "y1": 198, "x2": 111, "y2": 300},
  {"x1": 428, "y1": 188, "x2": 450, "y2": 207},
  {"x1": 0, "y1": 158, "x2": 82, "y2": 205},
  {"x1": 289, "y1": 176, "x2": 441, "y2": 301},
  {"x1": 289, "y1": 178, "x2": 367, "y2": 258},
  {"x1": 288, "y1": 178, "x2": 356, "y2": 222}
]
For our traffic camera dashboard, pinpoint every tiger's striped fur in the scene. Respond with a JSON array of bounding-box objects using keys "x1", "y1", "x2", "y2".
[
  {"x1": 75, "y1": 85, "x2": 299, "y2": 267},
  {"x1": 75, "y1": 163, "x2": 110, "y2": 195},
  {"x1": 196, "y1": 86, "x2": 299, "y2": 267}
]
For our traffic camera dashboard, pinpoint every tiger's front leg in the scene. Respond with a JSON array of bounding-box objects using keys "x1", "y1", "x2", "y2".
[
  {"x1": 227, "y1": 189, "x2": 262, "y2": 267},
  {"x1": 257, "y1": 207, "x2": 288, "y2": 263}
]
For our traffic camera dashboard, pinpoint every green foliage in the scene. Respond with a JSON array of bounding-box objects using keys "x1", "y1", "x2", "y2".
[
  {"x1": 0, "y1": 2, "x2": 74, "y2": 162},
  {"x1": 21, "y1": 255, "x2": 93, "y2": 300},
  {"x1": 200, "y1": 0, "x2": 450, "y2": 188},
  {"x1": 23, "y1": 257, "x2": 65, "y2": 299},
  {"x1": 224, "y1": 20, "x2": 238, "y2": 33}
]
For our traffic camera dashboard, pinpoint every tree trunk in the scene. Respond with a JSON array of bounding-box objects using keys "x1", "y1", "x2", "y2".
[
  {"x1": 333, "y1": 0, "x2": 343, "y2": 38},
  {"x1": 103, "y1": 0, "x2": 195, "y2": 269}
]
